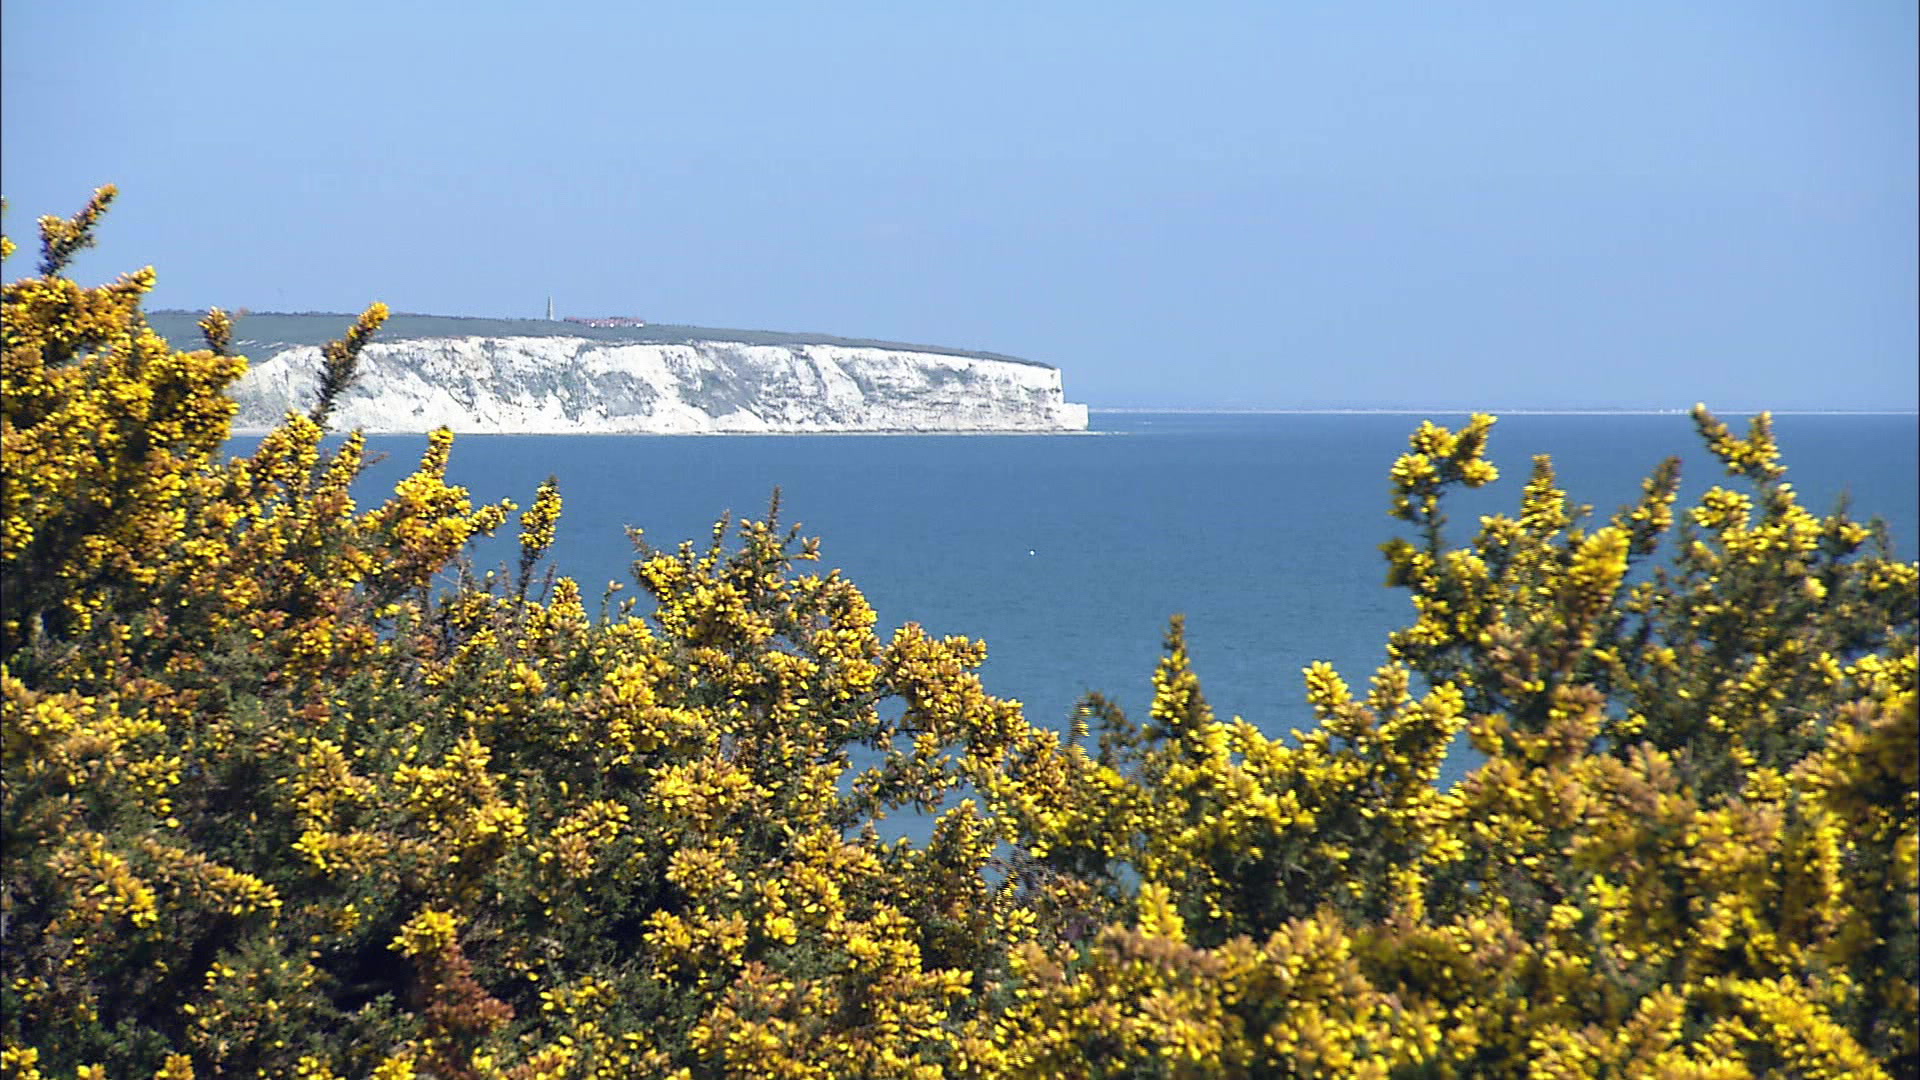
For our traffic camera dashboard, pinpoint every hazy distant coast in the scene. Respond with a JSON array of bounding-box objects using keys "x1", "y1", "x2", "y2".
[{"x1": 1090, "y1": 407, "x2": 1920, "y2": 417}]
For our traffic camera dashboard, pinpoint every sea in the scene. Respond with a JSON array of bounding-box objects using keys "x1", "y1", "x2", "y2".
[{"x1": 291, "y1": 411, "x2": 1916, "y2": 791}]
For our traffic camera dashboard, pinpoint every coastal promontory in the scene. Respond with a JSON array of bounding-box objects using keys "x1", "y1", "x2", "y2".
[{"x1": 147, "y1": 312, "x2": 1089, "y2": 434}]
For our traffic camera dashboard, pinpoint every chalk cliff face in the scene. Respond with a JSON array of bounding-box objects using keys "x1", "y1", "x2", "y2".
[{"x1": 228, "y1": 337, "x2": 1089, "y2": 434}]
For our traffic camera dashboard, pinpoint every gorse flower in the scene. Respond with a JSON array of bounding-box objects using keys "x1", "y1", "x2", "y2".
[{"x1": 3, "y1": 192, "x2": 1914, "y2": 1078}]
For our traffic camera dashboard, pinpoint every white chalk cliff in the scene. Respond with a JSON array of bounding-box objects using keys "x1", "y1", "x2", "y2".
[{"x1": 228, "y1": 337, "x2": 1089, "y2": 434}]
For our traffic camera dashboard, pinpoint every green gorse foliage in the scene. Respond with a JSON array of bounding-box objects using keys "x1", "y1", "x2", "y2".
[{"x1": 3, "y1": 193, "x2": 1914, "y2": 1079}]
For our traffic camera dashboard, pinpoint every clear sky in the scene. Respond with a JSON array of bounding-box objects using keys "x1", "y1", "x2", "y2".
[{"x1": 4, "y1": 2, "x2": 1914, "y2": 410}]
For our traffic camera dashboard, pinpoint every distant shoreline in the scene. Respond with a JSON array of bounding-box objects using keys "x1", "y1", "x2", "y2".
[
  {"x1": 224, "y1": 411, "x2": 1912, "y2": 438},
  {"x1": 227, "y1": 428, "x2": 1109, "y2": 438},
  {"x1": 1088, "y1": 408, "x2": 1919, "y2": 417}
]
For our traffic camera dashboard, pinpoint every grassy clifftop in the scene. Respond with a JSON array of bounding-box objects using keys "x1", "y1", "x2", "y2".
[{"x1": 145, "y1": 309, "x2": 1052, "y2": 368}]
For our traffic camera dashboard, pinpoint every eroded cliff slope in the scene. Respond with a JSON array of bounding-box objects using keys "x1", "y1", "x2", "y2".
[{"x1": 225, "y1": 336, "x2": 1088, "y2": 434}]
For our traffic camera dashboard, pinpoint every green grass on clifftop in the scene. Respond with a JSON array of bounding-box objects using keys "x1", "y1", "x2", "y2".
[{"x1": 145, "y1": 310, "x2": 1052, "y2": 368}]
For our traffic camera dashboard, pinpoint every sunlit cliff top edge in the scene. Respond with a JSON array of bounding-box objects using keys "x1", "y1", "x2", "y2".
[{"x1": 147, "y1": 310, "x2": 1052, "y2": 370}]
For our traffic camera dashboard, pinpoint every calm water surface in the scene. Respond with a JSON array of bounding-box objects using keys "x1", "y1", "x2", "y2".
[{"x1": 306, "y1": 411, "x2": 1916, "y2": 788}]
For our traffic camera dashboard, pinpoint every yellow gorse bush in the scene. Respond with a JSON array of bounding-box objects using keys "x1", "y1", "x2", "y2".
[{"x1": 2, "y1": 193, "x2": 1914, "y2": 1078}]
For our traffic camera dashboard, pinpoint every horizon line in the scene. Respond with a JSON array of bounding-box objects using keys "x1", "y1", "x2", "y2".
[{"x1": 1088, "y1": 407, "x2": 1919, "y2": 417}]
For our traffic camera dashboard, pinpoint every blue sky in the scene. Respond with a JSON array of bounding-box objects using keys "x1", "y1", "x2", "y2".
[{"x1": 4, "y1": 2, "x2": 1914, "y2": 410}]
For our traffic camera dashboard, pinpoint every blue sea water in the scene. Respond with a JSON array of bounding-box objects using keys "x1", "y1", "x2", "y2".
[{"x1": 318, "y1": 411, "x2": 1916, "y2": 788}]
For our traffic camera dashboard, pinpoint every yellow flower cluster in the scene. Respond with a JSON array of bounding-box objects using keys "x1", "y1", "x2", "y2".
[{"x1": 3, "y1": 193, "x2": 1914, "y2": 1077}]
